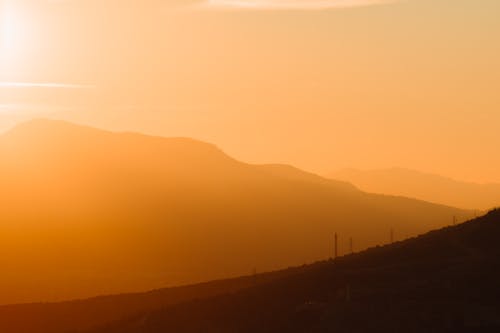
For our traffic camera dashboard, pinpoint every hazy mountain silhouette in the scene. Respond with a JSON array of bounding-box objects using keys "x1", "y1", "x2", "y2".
[
  {"x1": 331, "y1": 168, "x2": 500, "y2": 210},
  {"x1": 82, "y1": 209, "x2": 500, "y2": 333},
  {"x1": 0, "y1": 119, "x2": 472, "y2": 304}
]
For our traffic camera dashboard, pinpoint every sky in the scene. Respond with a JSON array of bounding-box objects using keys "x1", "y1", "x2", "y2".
[{"x1": 1, "y1": 0, "x2": 499, "y2": 183}]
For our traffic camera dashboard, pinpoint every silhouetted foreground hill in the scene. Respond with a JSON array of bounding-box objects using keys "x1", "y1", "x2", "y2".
[
  {"x1": 86, "y1": 209, "x2": 500, "y2": 333},
  {"x1": 331, "y1": 168, "x2": 500, "y2": 210},
  {"x1": 0, "y1": 120, "x2": 472, "y2": 303},
  {"x1": 0, "y1": 269, "x2": 297, "y2": 333}
]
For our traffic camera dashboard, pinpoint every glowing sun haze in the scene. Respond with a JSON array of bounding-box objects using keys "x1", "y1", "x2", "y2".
[{"x1": 0, "y1": 0, "x2": 500, "y2": 183}]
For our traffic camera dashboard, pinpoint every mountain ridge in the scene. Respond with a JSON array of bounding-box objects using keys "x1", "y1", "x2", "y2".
[
  {"x1": 0, "y1": 119, "x2": 473, "y2": 304},
  {"x1": 330, "y1": 167, "x2": 500, "y2": 210}
]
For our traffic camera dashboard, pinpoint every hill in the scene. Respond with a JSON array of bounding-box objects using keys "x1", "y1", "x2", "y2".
[
  {"x1": 86, "y1": 209, "x2": 500, "y2": 333},
  {"x1": 330, "y1": 168, "x2": 500, "y2": 210},
  {"x1": 0, "y1": 269, "x2": 297, "y2": 333},
  {"x1": 0, "y1": 119, "x2": 471, "y2": 304}
]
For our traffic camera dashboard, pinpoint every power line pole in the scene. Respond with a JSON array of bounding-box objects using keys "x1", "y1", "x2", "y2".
[
  {"x1": 390, "y1": 228, "x2": 394, "y2": 244},
  {"x1": 334, "y1": 232, "x2": 338, "y2": 259},
  {"x1": 349, "y1": 237, "x2": 353, "y2": 254}
]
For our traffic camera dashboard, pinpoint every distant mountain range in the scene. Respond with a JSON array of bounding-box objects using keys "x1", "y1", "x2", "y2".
[
  {"x1": 2, "y1": 210, "x2": 499, "y2": 333},
  {"x1": 330, "y1": 168, "x2": 500, "y2": 211},
  {"x1": 0, "y1": 120, "x2": 472, "y2": 304}
]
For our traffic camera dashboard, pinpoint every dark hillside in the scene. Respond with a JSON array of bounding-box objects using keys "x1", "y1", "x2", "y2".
[
  {"x1": 0, "y1": 268, "x2": 297, "y2": 333},
  {"x1": 88, "y1": 209, "x2": 500, "y2": 333}
]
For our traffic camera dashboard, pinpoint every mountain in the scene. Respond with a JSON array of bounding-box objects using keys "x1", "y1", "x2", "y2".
[
  {"x1": 330, "y1": 168, "x2": 500, "y2": 210},
  {"x1": 84, "y1": 209, "x2": 500, "y2": 333},
  {"x1": 0, "y1": 119, "x2": 472, "y2": 304}
]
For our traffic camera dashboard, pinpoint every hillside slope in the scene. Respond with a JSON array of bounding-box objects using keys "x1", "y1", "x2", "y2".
[
  {"x1": 0, "y1": 269, "x2": 297, "y2": 333},
  {"x1": 0, "y1": 120, "x2": 472, "y2": 304},
  {"x1": 88, "y1": 209, "x2": 500, "y2": 333},
  {"x1": 331, "y1": 168, "x2": 500, "y2": 210}
]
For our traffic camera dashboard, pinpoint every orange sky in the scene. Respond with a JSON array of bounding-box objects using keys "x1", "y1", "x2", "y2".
[{"x1": 1, "y1": 0, "x2": 499, "y2": 183}]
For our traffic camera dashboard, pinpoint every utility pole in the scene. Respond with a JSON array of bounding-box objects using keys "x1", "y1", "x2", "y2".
[
  {"x1": 453, "y1": 216, "x2": 457, "y2": 225},
  {"x1": 390, "y1": 228, "x2": 394, "y2": 244},
  {"x1": 349, "y1": 237, "x2": 353, "y2": 254},
  {"x1": 334, "y1": 232, "x2": 338, "y2": 259}
]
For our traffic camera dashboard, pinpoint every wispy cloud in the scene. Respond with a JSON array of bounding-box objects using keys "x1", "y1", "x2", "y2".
[
  {"x1": 197, "y1": 0, "x2": 399, "y2": 10},
  {"x1": 0, "y1": 82, "x2": 95, "y2": 89}
]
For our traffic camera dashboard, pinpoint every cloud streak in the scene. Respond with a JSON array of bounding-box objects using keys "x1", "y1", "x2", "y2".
[
  {"x1": 198, "y1": 0, "x2": 399, "y2": 10},
  {"x1": 0, "y1": 82, "x2": 95, "y2": 89}
]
